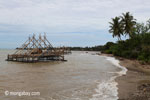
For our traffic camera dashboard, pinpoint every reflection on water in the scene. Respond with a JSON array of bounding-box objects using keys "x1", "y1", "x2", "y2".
[{"x1": 0, "y1": 50, "x2": 122, "y2": 100}]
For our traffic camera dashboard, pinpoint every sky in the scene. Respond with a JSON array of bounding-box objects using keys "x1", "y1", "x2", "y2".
[{"x1": 0, "y1": 0, "x2": 150, "y2": 48}]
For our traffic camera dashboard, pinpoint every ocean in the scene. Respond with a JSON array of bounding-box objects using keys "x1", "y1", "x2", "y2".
[{"x1": 0, "y1": 50, "x2": 127, "y2": 100}]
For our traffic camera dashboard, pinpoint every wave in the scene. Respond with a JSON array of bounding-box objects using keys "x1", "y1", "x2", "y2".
[
  {"x1": 106, "y1": 57, "x2": 127, "y2": 75},
  {"x1": 90, "y1": 56, "x2": 127, "y2": 100}
]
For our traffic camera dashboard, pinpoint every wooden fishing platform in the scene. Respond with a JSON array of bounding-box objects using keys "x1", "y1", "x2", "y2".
[
  {"x1": 6, "y1": 34, "x2": 67, "y2": 62},
  {"x1": 58, "y1": 47, "x2": 72, "y2": 54}
]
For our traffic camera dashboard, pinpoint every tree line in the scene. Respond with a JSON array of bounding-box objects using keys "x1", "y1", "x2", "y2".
[{"x1": 68, "y1": 46, "x2": 104, "y2": 51}]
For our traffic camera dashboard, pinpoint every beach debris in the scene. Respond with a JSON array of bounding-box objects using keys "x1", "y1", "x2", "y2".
[
  {"x1": 138, "y1": 83, "x2": 150, "y2": 92},
  {"x1": 129, "y1": 83, "x2": 150, "y2": 100}
]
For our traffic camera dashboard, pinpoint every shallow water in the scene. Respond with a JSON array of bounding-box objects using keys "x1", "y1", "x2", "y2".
[{"x1": 0, "y1": 50, "x2": 126, "y2": 100}]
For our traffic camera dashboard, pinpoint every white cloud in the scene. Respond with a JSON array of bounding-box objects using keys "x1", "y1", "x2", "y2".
[
  {"x1": 0, "y1": 0, "x2": 150, "y2": 32},
  {"x1": 0, "y1": 0, "x2": 150, "y2": 47}
]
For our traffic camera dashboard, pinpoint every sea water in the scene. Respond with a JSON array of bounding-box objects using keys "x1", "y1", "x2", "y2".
[{"x1": 0, "y1": 50, "x2": 127, "y2": 100}]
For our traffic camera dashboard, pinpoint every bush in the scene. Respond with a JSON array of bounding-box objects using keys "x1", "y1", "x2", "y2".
[
  {"x1": 129, "y1": 51, "x2": 139, "y2": 59},
  {"x1": 138, "y1": 54, "x2": 145, "y2": 60},
  {"x1": 104, "y1": 50, "x2": 112, "y2": 54},
  {"x1": 103, "y1": 33, "x2": 150, "y2": 64},
  {"x1": 121, "y1": 51, "x2": 131, "y2": 58}
]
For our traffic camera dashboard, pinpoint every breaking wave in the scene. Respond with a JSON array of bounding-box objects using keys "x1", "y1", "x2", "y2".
[{"x1": 90, "y1": 56, "x2": 127, "y2": 100}]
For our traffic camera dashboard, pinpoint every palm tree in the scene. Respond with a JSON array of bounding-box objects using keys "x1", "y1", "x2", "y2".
[
  {"x1": 109, "y1": 17, "x2": 123, "y2": 40},
  {"x1": 121, "y1": 12, "x2": 136, "y2": 38}
]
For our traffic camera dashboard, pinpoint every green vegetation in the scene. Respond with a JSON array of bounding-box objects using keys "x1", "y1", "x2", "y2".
[
  {"x1": 103, "y1": 12, "x2": 150, "y2": 64},
  {"x1": 69, "y1": 46, "x2": 104, "y2": 51}
]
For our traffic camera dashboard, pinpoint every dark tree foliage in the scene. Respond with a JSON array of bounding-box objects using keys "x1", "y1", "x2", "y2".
[
  {"x1": 104, "y1": 12, "x2": 150, "y2": 64},
  {"x1": 109, "y1": 17, "x2": 124, "y2": 40},
  {"x1": 69, "y1": 45, "x2": 104, "y2": 51},
  {"x1": 109, "y1": 12, "x2": 136, "y2": 39}
]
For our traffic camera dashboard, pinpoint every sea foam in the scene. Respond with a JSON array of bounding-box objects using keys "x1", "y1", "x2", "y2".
[
  {"x1": 90, "y1": 56, "x2": 127, "y2": 100},
  {"x1": 106, "y1": 57, "x2": 127, "y2": 75}
]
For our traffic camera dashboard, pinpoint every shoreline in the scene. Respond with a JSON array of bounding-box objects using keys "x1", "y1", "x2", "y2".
[{"x1": 101, "y1": 53, "x2": 150, "y2": 100}]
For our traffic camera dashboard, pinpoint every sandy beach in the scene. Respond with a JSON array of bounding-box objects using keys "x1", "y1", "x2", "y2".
[{"x1": 101, "y1": 54, "x2": 150, "y2": 100}]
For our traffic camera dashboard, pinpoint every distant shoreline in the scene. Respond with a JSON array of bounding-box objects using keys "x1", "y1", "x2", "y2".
[{"x1": 101, "y1": 53, "x2": 150, "y2": 100}]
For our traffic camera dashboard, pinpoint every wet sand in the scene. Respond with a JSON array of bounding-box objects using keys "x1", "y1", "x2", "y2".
[{"x1": 101, "y1": 54, "x2": 150, "y2": 100}]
